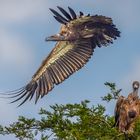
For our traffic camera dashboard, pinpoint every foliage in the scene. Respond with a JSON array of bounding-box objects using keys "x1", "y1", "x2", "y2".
[
  {"x1": 101, "y1": 82, "x2": 122, "y2": 102},
  {"x1": 0, "y1": 83, "x2": 140, "y2": 140}
]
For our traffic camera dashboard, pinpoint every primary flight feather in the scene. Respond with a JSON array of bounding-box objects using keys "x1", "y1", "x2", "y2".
[{"x1": 1, "y1": 6, "x2": 120, "y2": 106}]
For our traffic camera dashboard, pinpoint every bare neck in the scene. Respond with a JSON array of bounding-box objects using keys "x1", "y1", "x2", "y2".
[{"x1": 133, "y1": 88, "x2": 139, "y2": 96}]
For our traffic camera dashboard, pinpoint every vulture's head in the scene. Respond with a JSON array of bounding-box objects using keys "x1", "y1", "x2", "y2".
[
  {"x1": 132, "y1": 81, "x2": 140, "y2": 91},
  {"x1": 46, "y1": 6, "x2": 120, "y2": 47}
]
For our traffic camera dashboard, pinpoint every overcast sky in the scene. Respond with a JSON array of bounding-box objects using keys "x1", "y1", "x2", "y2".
[{"x1": 0, "y1": 1, "x2": 140, "y2": 140}]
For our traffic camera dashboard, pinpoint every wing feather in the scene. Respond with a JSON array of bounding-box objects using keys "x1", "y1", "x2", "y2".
[
  {"x1": 67, "y1": 52, "x2": 84, "y2": 67},
  {"x1": 10, "y1": 91, "x2": 28, "y2": 104},
  {"x1": 68, "y1": 7, "x2": 77, "y2": 19},
  {"x1": 57, "y1": 6, "x2": 72, "y2": 20},
  {"x1": 69, "y1": 51, "x2": 87, "y2": 64},
  {"x1": 35, "y1": 80, "x2": 42, "y2": 103},
  {"x1": 43, "y1": 70, "x2": 54, "y2": 92},
  {"x1": 66, "y1": 55, "x2": 81, "y2": 70},
  {"x1": 54, "y1": 63, "x2": 66, "y2": 80},
  {"x1": 49, "y1": 66, "x2": 60, "y2": 84},
  {"x1": 58, "y1": 59, "x2": 73, "y2": 75},
  {"x1": 62, "y1": 56, "x2": 76, "y2": 72},
  {"x1": 40, "y1": 77, "x2": 45, "y2": 97},
  {"x1": 51, "y1": 64, "x2": 63, "y2": 83},
  {"x1": 29, "y1": 83, "x2": 38, "y2": 100},
  {"x1": 8, "y1": 89, "x2": 26, "y2": 99}
]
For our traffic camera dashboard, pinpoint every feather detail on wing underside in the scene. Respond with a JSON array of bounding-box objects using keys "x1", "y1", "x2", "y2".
[{"x1": 3, "y1": 40, "x2": 94, "y2": 106}]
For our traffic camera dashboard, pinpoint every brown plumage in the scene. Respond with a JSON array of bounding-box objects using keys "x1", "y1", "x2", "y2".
[
  {"x1": 1, "y1": 6, "x2": 120, "y2": 106},
  {"x1": 114, "y1": 81, "x2": 140, "y2": 133}
]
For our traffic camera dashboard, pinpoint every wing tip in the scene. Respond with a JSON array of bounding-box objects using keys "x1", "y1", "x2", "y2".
[{"x1": 50, "y1": 6, "x2": 80, "y2": 24}]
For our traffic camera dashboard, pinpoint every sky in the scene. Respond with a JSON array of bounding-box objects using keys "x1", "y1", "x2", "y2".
[{"x1": 0, "y1": 0, "x2": 140, "y2": 139}]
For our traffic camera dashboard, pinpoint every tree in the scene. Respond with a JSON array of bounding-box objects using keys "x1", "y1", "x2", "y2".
[{"x1": 0, "y1": 83, "x2": 140, "y2": 140}]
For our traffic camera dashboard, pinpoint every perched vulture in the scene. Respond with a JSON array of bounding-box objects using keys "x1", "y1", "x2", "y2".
[
  {"x1": 114, "y1": 81, "x2": 140, "y2": 133},
  {"x1": 1, "y1": 6, "x2": 120, "y2": 106}
]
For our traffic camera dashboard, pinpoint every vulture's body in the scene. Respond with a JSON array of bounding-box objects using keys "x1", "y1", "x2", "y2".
[
  {"x1": 1, "y1": 6, "x2": 120, "y2": 106},
  {"x1": 114, "y1": 81, "x2": 140, "y2": 133}
]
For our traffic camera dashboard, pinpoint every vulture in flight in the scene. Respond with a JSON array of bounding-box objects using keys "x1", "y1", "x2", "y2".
[
  {"x1": 1, "y1": 6, "x2": 120, "y2": 106},
  {"x1": 114, "y1": 81, "x2": 140, "y2": 133}
]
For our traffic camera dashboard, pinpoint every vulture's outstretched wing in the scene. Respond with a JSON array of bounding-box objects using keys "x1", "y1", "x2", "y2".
[{"x1": 1, "y1": 6, "x2": 120, "y2": 106}]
